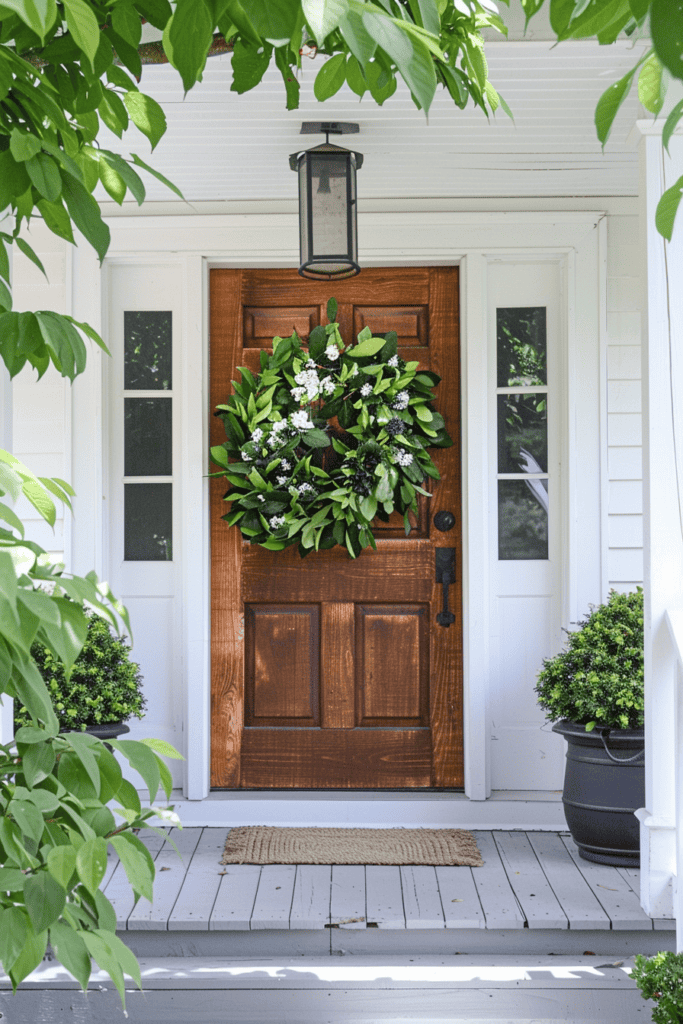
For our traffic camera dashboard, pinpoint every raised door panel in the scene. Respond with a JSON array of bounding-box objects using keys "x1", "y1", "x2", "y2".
[{"x1": 245, "y1": 605, "x2": 320, "y2": 727}]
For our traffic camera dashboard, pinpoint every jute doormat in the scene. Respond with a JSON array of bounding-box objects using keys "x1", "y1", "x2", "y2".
[{"x1": 221, "y1": 827, "x2": 484, "y2": 866}]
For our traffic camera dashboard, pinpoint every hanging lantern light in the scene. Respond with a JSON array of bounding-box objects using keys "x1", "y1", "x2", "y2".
[{"x1": 290, "y1": 122, "x2": 363, "y2": 280}]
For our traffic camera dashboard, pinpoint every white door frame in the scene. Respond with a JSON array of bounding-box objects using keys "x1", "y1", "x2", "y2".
[{"x1": 69, "y1": 206, "x2": 605, "y2": 805}]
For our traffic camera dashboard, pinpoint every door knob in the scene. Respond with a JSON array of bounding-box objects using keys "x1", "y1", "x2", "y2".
[{"x1": 434, "y1": 510, "x2": 456, "y2": 532}]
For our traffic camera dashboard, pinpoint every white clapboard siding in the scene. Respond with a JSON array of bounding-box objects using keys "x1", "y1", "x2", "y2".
[
  {"x1": 289, "y1": 865, "x2": 332, "y2": 930},
  {"x1": 167, "y1": 828, "x2": 226, "y2": 931},
  {"x1": 526, "y1": 833, "x2": 610, "y2": 929},
  {"x1": 607, "y1": 548, "x2": 644, "y2": 583},
  {"x1": 607, "y1": 447, "x2": 642, "y2": 481},
  {"x1": 400, "y1": 866, "x2": 446, "y2": 929},
  {"x1": 435, "y1": 866, "x2": 486, "y2": 929},
  {"x1": 608, "y1": 515, "x2": 643, "y2": 549},
  {"x1": 608, "y1": 481, "x2": 643, "y2": 515},
  {"x1": 127, "y1": 827, "x2": 203, "y2": 930},
  {"x1": 330, "y1": 865, "x2": 367, "y2": 929},
  {"x1": 560, "y1": 835, "x2": 654, "y2": 930},
  {"x1": 607, "y1": 381, "x2": 641, "y2": 413},
  {"x1": 469, "y1": 832, "x2": 525, "y2": 929},
  {"x1": 608, "y1": 414, "x2": 642, "y2": 447},
  {"x1": 492, "y1": 832, "x2": 568, "y2": 929},
  {"x1": 210, "y1": 865, "x2": 262, "y2": 930},
  {"x1": 365, "y1": 866, "x2": 406, "y2": 929},
  {"x1": 250, "y1": 865, "x2": 297, "y2": 930}
]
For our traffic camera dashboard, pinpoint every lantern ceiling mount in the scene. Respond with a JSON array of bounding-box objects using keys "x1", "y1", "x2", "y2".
[{"x1": 290, "y1": 123, "x2": 363, "y2": 280}]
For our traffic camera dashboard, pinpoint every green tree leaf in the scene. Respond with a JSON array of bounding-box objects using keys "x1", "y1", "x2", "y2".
[
  {"x1": 63, "y1": 0, "x2": 102, "y2": 67},
  {"x1": 98, "y1": 161, "x2": 126, "y2": 204},
  {"x1": 110, "y1": 738, "x2": 161, "y2": 801},
  {"x1": 338, "y1": 11, "x2": 377, "y2": 66},
  {"x1": 231, "y1": 37, "x2": 273, "y2": 94},
  {"x1": 136, "y1": 0, "x2": 172, "y2": 30},
  {"x1": 112, "y1": 1, "x2": 143, "y2": 49},
  {"x1": 9, "y1": 130, "x2": 42, "y2": 163},
  {"x1": 594, "y1": 65, "x2": 637, "y2": 147},
  {"x1": 25, "y1": 152, "x2": 62, "y2": 202},
  {"x1": 9, "y1": 925, "x2": 47, "y2": 987},
  {"x1": 638, "y1": 52, "x2": 666, "y2": 115},
  {"x1": 47, "y1": 845, "x2": 78, "y2": 889},
  {"x1": 0, "y1": 907, "x2": 28, "y2": 975},
  {"x1": 0, "y1": 0, "x2": 57, "y2": 39},
  {"x1": 14, "y1": 236, "x2": 47, "y2": 279},
  {"x1": 21, "y1": 736, "x2": 56, "y2": 786},
  {"x1": 131, "y1": 153, "x2": 185, "y2": 200},
  {"x1": 124, "y1": 91, "x2": 167, "y2": 150},
  {"x1": 76, "y1": 837, "x2": 108, "y2": 896},
  {"x1": 140, "y1": 737, "x2": 184, "y2": 759},
  {"x1": 24, "y1": 872, "x2": 67, "y2": 933},
  {"x1": 302, "y1": 0, "x2": 349, "y2": 44},
  {"x1": 37, "y1": 197, "x2": 76, "y2": 245},
  {"x1": 663, "y1": 98, "x2": 683, "y2": 154},
  {"x1": 651, "y1": 0, "x2": 683, "y2": 80},
  {"x1": 169, "y1": 0, "x2": 214, "y2": 92},
  {"x1": 109, "y1": 831, "x2": 155, "y2": 902},
  {"x1": 655, "y1": 174, "x2": 683, "y2": 242},
  {"x1": 49, "y1": 921, "x2": 91, "y2": 991},
  {"x1": 274, "y1": 46, "x2": 300, "y2": 109},
  {"x1": 247, "y1": 0, "x2": 299, "y2": 45},
  {"x1": 314, "y1": 52, "x2": 347, "y2": 100},
  {"x1": 59, "y1": 171, "x2": 111, "y2": 263},
  {"x1": 10, "y1": 798, "x2": 45, "y2": 843}
]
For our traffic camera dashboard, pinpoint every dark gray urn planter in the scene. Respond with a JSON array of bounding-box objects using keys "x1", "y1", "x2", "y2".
[
  {"x1": 552, "y1": 719, "x2": 644, "y2": 867},
  {"x1": 83, "y1": 722, "x2": 130, "y2": 742}
]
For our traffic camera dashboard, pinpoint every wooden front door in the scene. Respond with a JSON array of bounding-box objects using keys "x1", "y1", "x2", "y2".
[{"x1": 210, "y1": 268, "x2": 462, "y2": 789}]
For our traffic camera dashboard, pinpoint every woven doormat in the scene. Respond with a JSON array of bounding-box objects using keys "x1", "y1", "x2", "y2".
[{"x1": 221, "y1": 827, "x2": 484, "y2": 866}]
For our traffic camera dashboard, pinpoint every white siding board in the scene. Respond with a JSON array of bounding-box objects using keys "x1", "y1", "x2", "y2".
[
  {"x1": 435, "y1": 866, "x2": 486, "y2": 929},
  {"x1": 607, "y1": 548, "x2": 644, "y2": 583},
  {"x1": 606, "y1": 215, "x2": 640, "y2": 275},
  {"x1": 608, "y1": 515, "x2": 643, "y2": 549},
  {"x1": 606, "y1": 312, "x2": 641, "y2": 347},
  {"x1": 607, "y1": 413, "x2": 642, "y2": 446},
  {"x1": 607, "y1": 447, "x2": 642, "y2": 480},
  {"x1": 330, "y1": 865, "x2": 367, "y2": 928},
  {"x1": 290, "y1": 865, "x2": 332, "y2": 930},
  {"x1": 606, "y1": 277, "x2": 640, "y2": 312},
  {"x1": 608, "y1": 481, "x2": 642, "y2": 515},
  {"x1": 607, "y1": 381, "x2": 641, "y2": 413},
  {"x1": 250, "y1": 865, "x2": 297, "y2": 929},
  {"x1": 400, "y1": 866, "x2": 445, "y2": 929},
  {"x1": 607, "y1": 345, "x2": 641, "y2": 379},
  {"x1": 210, "y1": 864, "x2": 262, "y2": 930}
]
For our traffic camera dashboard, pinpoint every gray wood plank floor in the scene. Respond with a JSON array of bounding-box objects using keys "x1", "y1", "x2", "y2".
[{"x1": 103, "y1": 827, "x2": 676, "y2": 935}]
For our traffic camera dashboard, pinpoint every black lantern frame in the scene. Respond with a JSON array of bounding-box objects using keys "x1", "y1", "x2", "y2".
[{"x1": 290, "y1": 122, "x2": 363, "y2": 281}]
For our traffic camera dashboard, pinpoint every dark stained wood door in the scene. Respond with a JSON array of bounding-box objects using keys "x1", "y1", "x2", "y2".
[{"x1": 210, "y1": 268, "x2": 462, "y2": 788}]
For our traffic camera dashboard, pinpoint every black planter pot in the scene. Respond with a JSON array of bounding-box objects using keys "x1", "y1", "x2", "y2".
[
  {"x1": 552, "y1": 719, "x2": 645, "y2": 867},
  {"x1": 83, "y1": 722, "x2": 130, "y2": 742}
]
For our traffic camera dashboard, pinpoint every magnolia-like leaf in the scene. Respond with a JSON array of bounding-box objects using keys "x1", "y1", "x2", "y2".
[
  {"x1": 302, "y1": 0, "x2": 349, "y2": 44},
  {"x1": 49, "y1": 921, "x2": 91, "y2": 992},
  {"x1": 663, "y1": 98, "x2": 683, "y2": 155},
  {"x1": 109, "y1": 832, "x2": 155, "y2": 902},
  {"x1": 0, "y1": 907, "x2": 28, "y2": 975},
  {"x1": 360, "y1": 11, "x2": 437, "y2": 112},
  {"x1": 594, "y1": 65, "x2": 637, "y2": 147},
  {"x1": 23, "y1": 872, "x2": 66, "y2": 933},
  {"x1": 131, "y1": 153, "x2": 185, "y2": 200},
  {"x1": 638, "y1": 52, "x2": 666, "y2": 115},
  {"x1": 76, "y1": 837, "x2": 108, "y2": 897},
  {"x1": 0, "y1": 0, "x2": 57, "y2": 39},
  {"x1": 124, "y1": 92, "x2": 168, "y2": 151},
  {"x1": 655, "y1": 174, "x2": 683, "y2": 242},
  {"x1": 169, "y1": 0, "x2": 214, "y2": 92},
  {"x1": 47, "y1": 846, "x2": 78, "y2": 890},
  {"x1": 140, "y1": 737, "x2": 184, "y2": 759},
  {"x1": 8, "y1": 923, "x2": 47, "y2": 987},
  {"x1": 651, "y1": 0, "x2": 683, "y2": 80},
  {"x1": 110, "y1": 739, "x2": 161, "y2": 802},
  {"x1": 63, "y1": 0, "x2": 101, "y2": 66},
  {"x1": 59, "y1": 173, "x2": 111, "y2": 264}
]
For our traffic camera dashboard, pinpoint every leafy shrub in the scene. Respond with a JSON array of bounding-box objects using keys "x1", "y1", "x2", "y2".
[
  {"x1": 14, "y1": 614, "x2": 146, "y2": 733},
  {"x1": 534, "y1": 587, "x2": 644, "y2": 732},
  {"x1": 631, "y1": 951, "x2": 683, "y2": 1024}
]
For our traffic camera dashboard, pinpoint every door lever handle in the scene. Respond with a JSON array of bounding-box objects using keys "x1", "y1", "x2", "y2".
[{"x1": 435, "y1": 548, "x2": 456, "y2": 628}]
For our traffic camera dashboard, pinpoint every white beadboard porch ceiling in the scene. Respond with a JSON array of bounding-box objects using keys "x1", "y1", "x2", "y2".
[{"x1": 98, "y1": 36, "x2": 650, "y2": 205}]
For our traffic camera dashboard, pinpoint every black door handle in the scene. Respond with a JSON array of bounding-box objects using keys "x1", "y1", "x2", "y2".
[{"x1": 435, "y1": 548, "x2": 456, "y2": 628}]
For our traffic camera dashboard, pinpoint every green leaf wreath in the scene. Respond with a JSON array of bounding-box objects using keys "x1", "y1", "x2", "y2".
[{"x1": 210, "y1": 299, "x2": 453, "y2": 559}]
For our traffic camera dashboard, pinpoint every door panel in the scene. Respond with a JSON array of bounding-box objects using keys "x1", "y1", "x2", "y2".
[{"x1": 210, "y1": 268, "x2": 462, "y2": 789}]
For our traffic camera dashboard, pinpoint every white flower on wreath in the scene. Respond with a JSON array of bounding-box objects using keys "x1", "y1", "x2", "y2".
[
  {"x1": 276, "y1": 475, "x2": 288, "y2": 485},
  {"x1": 291, "y1": 386, "x2": 307, "y2": 403},
  {"x1": 291, "y1": 410, "x2": 314, "y2": 431},
  {"x1": 294, "y1": 368, "x2": 320, "y2": 400},
  {"x1": 391, "y1": 448, "x2": 413, "y2": 467},
  {"x1": 321, "y1": 376, "x2": 337, "y2": 395},
  {"x1": 297, "y1": 482, "x2": 315, "y2": 494},
  {"x1": 388, "y1": 354, "x2": 399, "y2": 368},
  {"x1": 241, "y1": 451, "x2": 253, "y2": 461},
  {"x1": 392, "y1": 390, "x2": 410, "y2": 411},
  {"x1": 251, "y1": 427, "x2": 263, "y2": 444},
  {"x1": 280, "y1": 459, "x2": 291, "y2": 470},
  {"x1": 325, "y1": 344, "x2": 340, "y2": 361},
  {"x1": 305, "y1": 359, "x2": 316, "y2": 369},
  {"x1": 269, "y1": 515, "x2": 285, "y2": 529},
  {"x1": 350, "y1": 364, "x2": 359, "y2": 377},
  {"x1": 256, "y1": 494, "x2": 265, "y2": 502},
  {"x1": 360, "y1": 382, "x2": 373, "y2": 398}
]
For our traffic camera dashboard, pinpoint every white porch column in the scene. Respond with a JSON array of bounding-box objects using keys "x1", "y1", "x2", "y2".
[{"x1": 635, "y1": 122, "x2": 683, "y2": 922}]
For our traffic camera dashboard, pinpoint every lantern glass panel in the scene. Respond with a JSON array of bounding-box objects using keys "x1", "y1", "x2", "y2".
[{"x1": 310, "y1": 152, "x2": 348, "y2": 266}]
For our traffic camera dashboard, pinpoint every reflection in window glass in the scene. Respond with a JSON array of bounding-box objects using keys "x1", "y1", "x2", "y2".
[
  {"x1": 497, "y1": 394, "x2": 548, "y2": 474},
  {"x1": 124, "y1": 484, "x2": 172, "y2": 561},
  {"x1": 497, "y1": 307, "x2": 546, "y2": 388},
  {"x1": 498, "y1": 479, "x2": 548, "y2": 560},
  {"x1": 124, "y1": 311, "x2": 172, "y2": 390},
  {"x1": 124, "y1": 398, "x2": 172, "y2": 477}
]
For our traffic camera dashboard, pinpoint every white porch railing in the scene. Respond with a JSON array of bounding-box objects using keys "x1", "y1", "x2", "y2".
[{"x1": 665, "y1": 608, "x2": 683, "y2": 954}]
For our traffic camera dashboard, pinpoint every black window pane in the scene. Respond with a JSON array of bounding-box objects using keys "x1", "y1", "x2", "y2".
[
  {"x1": 125, "y1": 398, "x2": 172, "y2": 476},
  {"x1": 497, "y1": 307, "x2": 546, "y2": 388},
  {"x1": 498, "y1": 479, "x2": 548, "y2": 560},
  {"x1": 497, "y1": 394, "x2": 548, "y2": 474},
  {"x1": 124, "y1": 311, "x2": 172, "y2": 390},
  {"x1": 125, "y1": 484, "x2": 172, "y2": 561}
]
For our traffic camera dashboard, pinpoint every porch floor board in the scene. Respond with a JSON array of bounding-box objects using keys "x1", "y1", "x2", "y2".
[{"x1": 106, "y1": 828, "x2": 677, "y2": 958}]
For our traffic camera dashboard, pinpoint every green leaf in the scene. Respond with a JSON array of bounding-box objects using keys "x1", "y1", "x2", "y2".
[
  {"x1": 9, "y1": 130, "x2": 41, "y2": 163},
  {"x1": 25, "y1": 152, "x2": 62, "y2": 202},
  {"x1": 109, "y1": 832, "x2": 155, "y2": 902},
  {"x1": 110, "y1": 738, "x2": 161, "y2": 802},
  {"x1": 131, "y1": 153, "x2": 186, "y2": 200},
  {"x1": 346, "y1": 337, "x2": 386, "y2": 359},
  {"x1": 314, "y1": 52, "x2": 347, "y2": 100},
  {"x1": 124, "y1": 91, "x2": 167, "y2": 150},
  {"x1": 11, "y1": 798, "x2": 45, "y2": 843},
  {"x1": 345, "y1": 52, "x2": 367, "y2": 95},
  {"x1": 63, "y1": 0, "x2": 102, "y2": 66},
  {"x1": 112, "y1": 1, "x2": 143, "y2": 49},
  {"x1": 59, "y1": 172, "x2": 111, "y2": 263},
  {"x1": 326, "y1": 297, "x2": 338, "y2": 322},
  {"x1": 651, "y1": 0, "x2": 683, "y2": 80},
  {"x1": 0, "y1": 0, "x2": 57, "y2": 38},
  {"x1": 24, "y1": 872, "x2": 66, "y2": 933},
  {"x1": 361, "y1": 11, "x2": 438, "y2": 111},
  {"x1": 0, "y1": 868, "x2": 26, "y2": 891},
  {"x1": 14, "y1": 236, "x2": 47, "y2": 279},
  {"x1": 246, "y1": 0, "x2": 299, "y2": 45},
  {"x1": 76, "y1": 837, "x2": 108, "y2": 897},
  {"x1": 594, "y1": 65, "x2": 637, "y2": 147},
  {"x1": 638, "y1": 52, "x2": 666, "y2": 115},
  {"x1": 21, "y1": 735, "x2": 56, "y2": 786},
  {"x1": 274, "y1": 46, "x2": 300, "y2": 109},
  {"x1": 137, "y1": 0, "x2": 172, "y2": 29},
  {"x1": 67, "y1": 731, "x2": 102, "y2": 793},
  {"x1": 37, "y1": 197, "x2": 76, "y2": 245},
  {"x1": 231, "y1": 37, "x2": 273, "y2": 94},
  {"x1": 302, "y1": 0, "x2": 349, "y2": 44},
  {"x1": 39, "y1": 596, "x2": 88, "y2": 673},
  {"x1": 47, "y1": 845, "x2": 77, "y2": 889},
  {"x1": 0, "y1": 907, "x2": 28, "y2": 975},
  {"x1": 98, "y1": 161, "x2": 126, "y2": 204},
  {"x1": 49, "y1": 921, "x2": 91, "y2": 992},
  {"x1": 407, "y1": 0, "x2": 440, "y2": 36},
  {"x1": 140, "y1": 736, "x2": 184, "y2": 759},
  {"x1": 302, "y1": 427, "x2": 331, "y2": 448},
  {"x1": 663, "y1": 98, "x2": 683, "y2": 154},
  {"x1": 338, "y1": 11, "x2": 377, "y2": 67},
  {"x1": 655, "y1": 174, "x2": 683, "y2": 242},
  {"x1": 169, "y1": 0, "x2": 214, "y2": 92}
]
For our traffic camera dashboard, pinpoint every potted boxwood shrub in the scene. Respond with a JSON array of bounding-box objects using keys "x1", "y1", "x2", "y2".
[
  {"x1": 14, "y1": 613, "x2": 146, "y2": 741},
  {"x1": 534, "y1": 587, "x2": 644, "y2": 866},
  {"x1": 630, "y1": 951, "x2": 683, "y2": 1024}
]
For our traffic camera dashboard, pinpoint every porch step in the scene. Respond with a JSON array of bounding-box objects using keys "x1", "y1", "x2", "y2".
[
  {"x1": 0, "y1": 955, "x2": 661, "y2": 1023},
  {"x1": 105, "y1": 828, "x2": 676, "y2": 959}
]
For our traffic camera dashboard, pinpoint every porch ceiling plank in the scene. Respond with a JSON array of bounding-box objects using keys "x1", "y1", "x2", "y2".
[
  {"x1": 400, "y1": 866, "x2": 446, "y2": 929},
  {"x1": 167, "y1": 828, "x2": 227, "y2": 931},
  {"x1": 250, "y1": 864, "x2": 297, "y2": 930},
  {"x1": 365, "y1": 866, "x2": 406, "y2": 929},
  {"x1": 103, "y1": 830, "x2": 168, "y2": 931},
  {"x1": 210, "y1": 864, "x2": 262, "y2": 930},
  {"x1": 127, "y1": 828, "x2": 204, "y2": 931},
  {"x1": 492, "y1": 832, "x2": 569, "y2": 930},
  {"x1": 434, "y1": 866, "x2": 486, "y2": 929},
  {"x1": 468, "y1": 832, "x2": 525, "y2": 930},
  {"x1": 559, "y1": 835, "x2": 654, "y2": 930},
  {"x1": 289, "y1": 865, "x2": 332, "y2": 931},
  {"x1": 330, "y1": 865, "x2": 367, "y2": 929},
  {"x1": 526, "y1": 832, "x2": 610, "y2": 931}
]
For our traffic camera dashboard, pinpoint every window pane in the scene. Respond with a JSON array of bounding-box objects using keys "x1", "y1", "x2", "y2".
[
  {"x1": 498, "y1": 479, "x2": 548, "y2": 560},
  {"x1": 124, "y1": 311, "x2": 172, "y2": 390},
  {"x1": 125, "y1": 398, "x2": 172, "y2": 477},
  {"x1": 497, "y1": 307, "x2": 546, "y2": 388},
  {"x1": 125, "y1": 484, "x2": 172, "y2": 561},
  {"x1": 497, "y1": 394, "x2": 547, "y2": 474}
]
